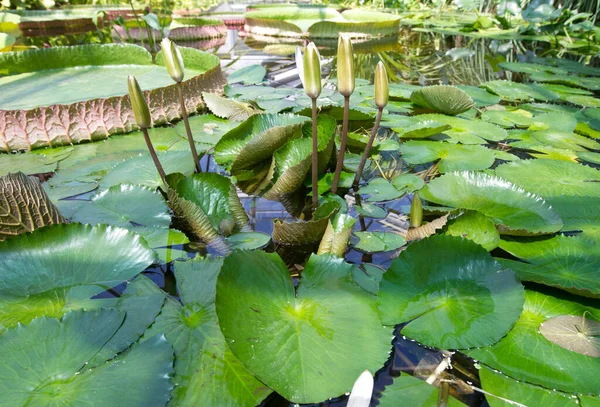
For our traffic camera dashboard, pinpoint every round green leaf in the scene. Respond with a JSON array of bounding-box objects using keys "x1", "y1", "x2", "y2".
[
  {"x1": 467, "y1": 289, "x2": 600, "y2": 394},
  {"x1": 400, "y1": 140, "x2": 496, "y2": 173},
  {"x1": 226, "y1": 232, "x2": 271, "y2": 250},
  {"x1": 227, "y1": 64, "x2": 267, "y2": 85},
  {"x1": 482, "y1": 80, "x2": 560, "y2": 102},
  {"x1": 421, "y1": 171, "x2": 562, "y2": 234},
  {"x1": 550, "y1": 195, "x2": 600, "y2": 242},
  {"x1": 378, "y1": 235, "x2": 524, "y2": 349},
  {"x1": 358, "y1": 178, "x2": 403, "y2": 202},
  {"x1": 352, "y1": 231, "x2": 406, "y2": 253},
  {"x1": 457, "y1": 85, "x2": 500, "y2": 107},
  {"x1": 377, "y1": 374, "x2": 464, "y2": 407},
  {"x1": 216, "y1": 251, "x2": 391, "y2": 403},
  {"x1": 481, "y1": 109, "x2": 534, "y2": 128},
  {"x1": 70, "y1": 184, "x2": 171, "y2": 228},
  {"x1": 445, "y1": 210, "x2": 500, "y2": 251}
]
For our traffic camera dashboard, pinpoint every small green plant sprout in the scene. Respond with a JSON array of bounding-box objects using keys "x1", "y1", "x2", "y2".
[
  {"x1": 410, "y1": 192, "x2": 423, "y2": 228},
  {"x1": 331, "y1": 35, "x2": 355, "y2": 194},
  {"x1": 127, "y1": 75, "x2": 167, "y2": 189},
  {"x1": 298, "y1": 42, "x2": 323, "y2": 210},
  {"x1": 353, "y1": 61, "x2": 388, "y2": 192},
  {"x1": 161, "y1": 38, "x2": 202, "y2": 173}
]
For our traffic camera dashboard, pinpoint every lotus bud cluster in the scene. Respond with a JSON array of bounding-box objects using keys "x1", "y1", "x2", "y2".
[
  {"x1": 161, "y1": 38, "x2": 185, "y2": 83},
  {"x1": 127, "y1": 75, "x2": 151, "y2": 129},
  {"x1": 374, "y1": 61, "x2": 389, "y2": 109},
  {"x1": 302, "y1": 42, "x2": 322, "y2": 100},
  {"x1": 336, "y1": 35, "x2": 355, "y2": 97}
]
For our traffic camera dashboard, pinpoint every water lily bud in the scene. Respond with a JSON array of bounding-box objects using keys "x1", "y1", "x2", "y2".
[
  {"x1": 303, "y1": 42, "x2": 322, "y2": 99},
  {"x1": 161, "y1": 38, "x2": 185, "y2": 83},
  {"x1": 336, "y1": 36, "x2": 355, "y2": 97},
  {"x1": 374, "y1": 61, "x2": 389, "y2": 109},
  {"x1": 410, "y1": 192, "x2": 423, "y2": 228},
  {"x1": 127, "y1": 75, "x2": 151, "y2": 129}
]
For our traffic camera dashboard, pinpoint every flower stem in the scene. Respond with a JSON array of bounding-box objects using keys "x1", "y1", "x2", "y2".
[
  {"x1": 353, "y1": 107, "x2": 383, "y2": 192},
  {"x1": 331, "y1": 95, "x2": 350, "y2": 194},
  {"x1": 177, "y1": 82, "x2": 202, "y2": 173},
  {"x1": 142, "y1": 127, "x2": 167, "y2": 189},
  {"x1": 311, "y1": 97, "x2": 319, "y2": 211}
]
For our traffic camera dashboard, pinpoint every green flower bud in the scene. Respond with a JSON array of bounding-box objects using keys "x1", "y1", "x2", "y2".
[
  {"x1": 161, "y1": 38, "x2": 185, "y2": 83},
  {"x1": 303, "y1": 42, "x2": 322, "y2": 99},
  {"x1": 410, "y1": 192, "x2": 423, "y2": 228},
  {"x1": 336, "y1": 35, "x2": 355, "y2": 97},
  {"x1": 127, "y1": 75, "x2": 151, "y2": 129},
  {"x1": 374, "y1": 61, "x2": 389, "y2": 109}
]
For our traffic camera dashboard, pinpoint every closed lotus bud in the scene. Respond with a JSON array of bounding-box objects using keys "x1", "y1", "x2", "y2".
[
  {"x1": 127, "y1": 75, "x2": 151, "y2": 129},
  {"x1": 161, "y1": 38, "x2": 185, "y2": 83},
  {"x1": 410, "y1": 192, "x2": 423, "y2": 228},
  {"x1": 336, "y1": 36, "x2": 355, "y2": 97},
  {"x1": 303, "y1": 42, "x2": 322, "y2": 99},
  {"x1": 374, "y1": 61, "x2": 389, "y2": 109}
]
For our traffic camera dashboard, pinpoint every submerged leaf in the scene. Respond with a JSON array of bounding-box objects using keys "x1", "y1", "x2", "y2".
[{"x1": 0, "y1": 172, "x2": 66, "y2": 241}]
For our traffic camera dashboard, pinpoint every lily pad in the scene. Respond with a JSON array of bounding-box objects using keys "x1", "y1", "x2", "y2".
[
  {"x1": 216, "y1": 251, "x2": 391, "y2": 403},
  {"x1": 175, "y1": 114, "x2": 239, "y2": 148},
  {"x1": 203, "y1": 92, "x2": 259, "y2": 121},
  {"x1": 540, "y1": 315, "x2": 600, "y2": 357},
  {"x1": 496, "y1": 160, "x2": 600, "y2": 198},
  {"x1": 481, "y1": 109, "x2": 534, "y2": 128},
  {"x1": 481, "y1": 80, "x2": 560, "y2": 102},
  {"x1": 549, "y1": 195, "x2": 600, "y2": 241},
  {"x1": 498, "y1": 235, "x2": 600, "y2": 297},
  {"x1": 467, "y1": 289, "x2": 600, "y2": 394},
  {"x1": 445, "y1": 210, "x2": 500, "y2": 251},
  {"x1": 0, "y1": 309, "x2": 174, "y2": 406},
  {"x1": 143, "y1": 257, "x2": 270, "y2": 406},
  {"x1": 227, "y1": 64, "x2": 267, "y2": 85},
  {"x1": 399, "y1": 140, "x2": 496, "y2": 173},
  {"x1": 226, "y1": 231, "x2": 271, "y2": 250},
  {"x1": 421, "y1": 171, "x2": 562, "y2": 234},
  {"x1": 377, "y1": 375, "x2": 464, "y2": 407},
  {"x1": 410, "y1": 85, "x2": 474, "y2": 116},
  {"x1": 352, "y1": 231, "x2": 406, "y2": 253},
  {"x1": 0, "y1": 172, "x2": 66, "y2": 241},
  {"x1": 358, "y1": 178, "x2": 403, "y2": 202},
  {"x1": 70, "y1": 184, "x2": 171, "y2": 228},
  {"x1": 457, "y1": 85, "x2": 500, "y2": 107},
  {"x1": 378, "y1": 235, "x2": 524, "y2": 349}
]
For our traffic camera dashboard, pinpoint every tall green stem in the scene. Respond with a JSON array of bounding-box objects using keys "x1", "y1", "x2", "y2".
[
  {"x1": 353, "y1": 107, "x2": 383, "y2": 192},
  {"x1": 331, "y1": 95, "x2": 350, "y2": 194},
  {"x1": 177, "y1": 82, "x2": 202, "y2": 173},
  {"x1": 142, "y1": 128, "x2": 167, "y2": 189},
  {"x1": 311, "y1": 98, "x2": 319, "y2": 211}
]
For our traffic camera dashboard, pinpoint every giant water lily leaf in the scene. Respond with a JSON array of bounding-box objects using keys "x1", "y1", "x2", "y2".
[
  {"x1": 410, "y1": 85, "x2": 474, "y2": 116},
  {"x1": 498, "y1": 235, "x2": 600, "y2": 297},
  {"x1": 481, "y1": 80, "x2": 560, "y2": 102},
  {"x1": 394, "y1": 114, "x2": 508, "y2": 144},
  {"x1": 550, "y1": 195, "x2": 600, "y2": 241},
  {"x1": 445, "y1": 210, "x2": 500, "y2": 251},
  {"x1": 399, "y1": 140, "x2": 495, "y2": 173},
  {"x1": 496, "y1": 160, "x2": 600, "y2": 198},
  {"x1": 377, "y1": 375, "x2": 464, "y2": 407},
  {"x1": 214, "y1": 113, "x2": 308, "y2": 171},
  {"x1": 421, "y1": 171, "x2": 562, "y2": 234},
  {"x1": 0, "y1": 223, "x2": 156, "y2": 328},
  {"x1": 215, "y1": 251, "x2": 391, "y2": 403},
  {"x1": 272, "y1": 200, "x2": 340, "y2": 245},
  {"x1": 0, "y1": 172, "x2": 66, "y2": 241},
  {"x1": 0, "y1": 310, "x2": 174, "y2": 406},
  {"x1": 378, "y1": 235, "x2": 524, "y2": 349},
  {"x1": 202, "y1": 92, "x2": 259, "y2": 121},
  {"x1": 479, "y1": 366, "x2": 578, "y2": 407},
  {"x1": 100, "y1": 151, "x2": 196, "y2": 190},
  {"x1": 143, "y1": 258, "x2": 270, "y2": 406},
  {"x1": 467, "y1": 289, "x2": 600, "y2": 394},
  {"x1": 70, "y1": 184, "x2": 171, "y2": 228},
  {"x1": 0, "y1": 44, "x2": 225, "y2": 152}
]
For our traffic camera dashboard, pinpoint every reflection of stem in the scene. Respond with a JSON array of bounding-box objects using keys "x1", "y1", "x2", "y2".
[
  {"x1": 353, "y1": 107, "x2": 383, "y2": 192},
  {"x1": 331, "y1": 95, "x2": 350, "y2": 194},
  {"x1": 354, "y1": 193, "x2": 368, "y2": 231},
  {"x1": 177, "y1": 82, "x2": 202, "y2": 173},
  {"x1": 142, "y1": 128, "x2": 167, "y2": 189},
  {"x1": 311, "y1": 98, "x2": 319, "y2": 211}
]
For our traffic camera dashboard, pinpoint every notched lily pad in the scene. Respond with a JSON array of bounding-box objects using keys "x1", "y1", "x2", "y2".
[{"x1": 540, "y1": 315, "x2": 600, "y2": 357}]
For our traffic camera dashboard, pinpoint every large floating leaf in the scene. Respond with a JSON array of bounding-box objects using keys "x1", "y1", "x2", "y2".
[
  {"x1": 0, "y1": 172, "x2": 66, "y2": 241},
  {"x1": 216, "y1": 251, "x2": 391, "y2": 404},
  {"x1": 0, "y1": 310, "x2": 174, "y2": 406},
  {"x1": 399, "y1": 140, "x2": 495, "y2": 173},
  {"x1": 421, "y1": 171, "x2": 562, "y2": 234},
  {"x1": 498, "y1": 235, "x2": 600, "y2": 297},
  {"x1": 175, "y1": 114, "x2": 240, "y2": 148},
  {"x1": 352, "y1": 231, "x2": 406, "y2": 253},
  {"x1": 378, "y1": 235, "x2": 524, "y2": 349},
  {"x1": 481, "y1": 80, "x2": 560, "y2": 102},
  {"x1": 467, "y1": 289, "x2": 600, "y2": 394},
  {"x1": 410, "y1": 85, "x2": 474, "y2": 116},
  {"x1": 203, "y1": 92, "x2": 259, "y2": 121},
  {"x1": 228, "y1": 64, "x2": 267, "y2": 85},
  {"x1": 496, "y1": 160, "x2": 600, "y2": 198},
  {"x1": 143, "y1": 258, "x2": 270, "y2": 406},
  {"x1": 479, "y1": 366, "x2": 578, "y2": 407},
  {"x1": 70, "y1": 184, "x2": 171, "y2": 228},
  {"x1": 481, "y1": 108, "x2": 534, "y2": 128},
  {"x1": 550, "y1": 195, "x2": 600, "y2": 241},
  {"x1": 377, "y1": 374, "x2": 464, "y2": 407},
  {"x1": 445, "y1": 210, "x2": 500, "y2": 251}
]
